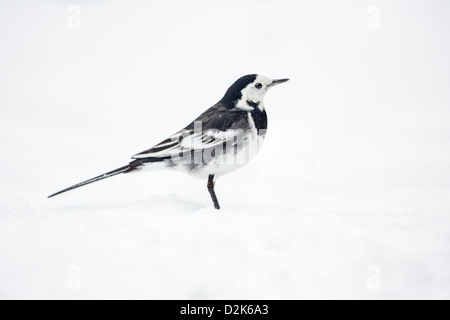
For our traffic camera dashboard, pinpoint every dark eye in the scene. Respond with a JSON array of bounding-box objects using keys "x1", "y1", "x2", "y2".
[{"x1": 255, "y1": 83, "x2": 263, "y2": 89}]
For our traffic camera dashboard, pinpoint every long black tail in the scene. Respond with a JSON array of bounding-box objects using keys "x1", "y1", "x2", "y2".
[{"x1": 48, "y1": 161, "x2": 141, "y2": 198}]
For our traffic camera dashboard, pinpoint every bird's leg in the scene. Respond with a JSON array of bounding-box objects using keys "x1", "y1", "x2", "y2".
[{"x1": 207, "y1": 174, "x2": 220, "y2": 210}]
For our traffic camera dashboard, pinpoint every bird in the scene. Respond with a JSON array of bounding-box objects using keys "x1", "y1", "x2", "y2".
[{"x1": 48, "y1": 74, "x2": 289, "y2": 209}]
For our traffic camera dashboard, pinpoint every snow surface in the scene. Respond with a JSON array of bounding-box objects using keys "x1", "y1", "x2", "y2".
[{"x1": 1, "y1": 0, "x2": 450, "y2": 299}]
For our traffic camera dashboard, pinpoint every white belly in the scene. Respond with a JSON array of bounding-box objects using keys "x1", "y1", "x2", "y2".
[
  {"x1": 136, "y1": 112, "x2": 266, "y2": 180},
  {"x1": 188, "y1": 112, "x2": 265, "y2": 179},
  {"x1": 191, "y1": 133, "x2": 265, "y2": 179}
]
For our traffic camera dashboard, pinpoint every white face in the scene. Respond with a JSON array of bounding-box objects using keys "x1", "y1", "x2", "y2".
[{"x1": 242, "y1": 75, "x2": 273, "y2": 104}]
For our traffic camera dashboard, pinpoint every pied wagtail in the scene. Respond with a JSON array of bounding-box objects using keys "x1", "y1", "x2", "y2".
[{"x1": 49, "y1": 74, "x2": 289, "y2": 209}]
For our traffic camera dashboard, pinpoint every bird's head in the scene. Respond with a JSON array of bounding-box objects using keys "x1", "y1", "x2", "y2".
[{"x1": 221, "y1": 74, "x2": 289, "y2": 111}]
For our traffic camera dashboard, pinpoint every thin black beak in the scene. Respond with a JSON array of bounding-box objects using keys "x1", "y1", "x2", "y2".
[{"x1": 269, "y1": 78, "x2": 290, "y2": 87}]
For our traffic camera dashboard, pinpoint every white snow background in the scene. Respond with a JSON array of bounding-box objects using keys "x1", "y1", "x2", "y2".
[{"x1": 1, "y1": 0, "x2": 450, "y2": 299}]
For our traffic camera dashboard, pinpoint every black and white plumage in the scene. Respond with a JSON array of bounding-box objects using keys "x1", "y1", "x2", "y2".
[{"x1": 48, "y1": 74, "x2": 289, "y2": 209}]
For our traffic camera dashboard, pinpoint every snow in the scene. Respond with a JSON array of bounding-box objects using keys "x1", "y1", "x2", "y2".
[{"x1": 1, "y1": 0, "x2": 450, "y2": 299}]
